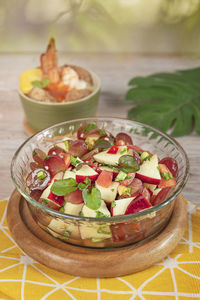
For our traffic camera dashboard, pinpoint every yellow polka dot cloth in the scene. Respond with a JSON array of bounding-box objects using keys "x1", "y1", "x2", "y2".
[{"x1": 0, "y1": 199, "x2": 200, "y2": 300}]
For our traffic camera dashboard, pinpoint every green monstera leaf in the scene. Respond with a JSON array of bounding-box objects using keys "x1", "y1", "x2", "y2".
[{"x1": 126, "y1": 67, "x2": 200, "y2": 137}]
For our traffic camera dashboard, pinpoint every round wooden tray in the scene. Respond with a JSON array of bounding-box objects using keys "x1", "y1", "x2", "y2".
[{"x1": 7, "y1": 190, "x2": 187, "y2": 278}]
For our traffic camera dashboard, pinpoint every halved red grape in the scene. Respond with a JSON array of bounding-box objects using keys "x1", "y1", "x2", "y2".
[
  {"x1": 64, "y1": 189, "x2": 84, "y2": 204},
  {"x1": 68, "y1": 140, "x2": 88, "y2": 157},
  {"x1": 48, "y1": 146, "x2": 66, "y2": 157},
  {"x1": 120, "y1": 172, "x2": 135, "y2": 186},
  {"x1": 30, "y1": 161, "x2": 40, "y2": 171},
  {"x1": 128, "y1": 149, "x2": 141, "y2": 165},
  {"x1": 159, "y1": 157, "x2": 178, "y2": 178},
  {"x1": 115, "y1": 132, "x2": 133, "y2": 145},
  {"x1": 129, "y1": 178, "x2": 143, "y2": 197},
  {"x1": 32, "y1": 148, "x2": 46, "y2": 168},
  {"x1": 77, "y1": 123, "x2": 90, "y2": 140},
  {"x1": 26, "y1": 168, "x2": 50, "y2": 191},
  {"x1": 44, "y1": 155, "x2": 66, "y2": 177}
]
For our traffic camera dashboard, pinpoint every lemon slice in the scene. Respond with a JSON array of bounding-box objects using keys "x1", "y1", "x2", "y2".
[{"x1": 19, "y1": 68, "x2": 42, "y2": 94}]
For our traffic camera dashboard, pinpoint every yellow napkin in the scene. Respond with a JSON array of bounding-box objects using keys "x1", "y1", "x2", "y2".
[{"x1": 0, "y1": 199, "x2": 200, "y2": 300}]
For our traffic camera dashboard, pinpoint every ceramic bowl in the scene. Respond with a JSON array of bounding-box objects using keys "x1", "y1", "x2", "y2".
[
  {"x1": 11, "y1": 117, "x2": 189, "y2": 248},
  {"x1": 18, "y1": 71, "x2": 100, "y2": 131}
]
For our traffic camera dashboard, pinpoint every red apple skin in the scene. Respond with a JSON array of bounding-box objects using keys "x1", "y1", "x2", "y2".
[
  {"x1": 75, "y1": 174, "x2": 99, "y2": 183},
  {"x1": 125, "y1": 194, "x2": 152, "y2": 215},
  {"x1": 48, "y1": 192, "x2": 65, "y2": 207},
  {"x1": 152, "y1": 187, "x2": 172, "y2": 206},
  {"x1": 135, "y1": 173, "x2": 161, "y2": 185},
  {"x1": 38, "y1": 197, "x2": 60, "y2": 211}
]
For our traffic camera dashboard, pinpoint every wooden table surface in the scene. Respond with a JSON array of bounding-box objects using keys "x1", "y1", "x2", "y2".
[{"x1": 0, "y1": 53, "x2": 199, "y2": 205}]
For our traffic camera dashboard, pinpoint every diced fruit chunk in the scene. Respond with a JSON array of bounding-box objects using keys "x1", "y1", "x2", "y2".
[
  {"x1": 48, "y1": 192, "x2": 65, "y2": 207},
  {"x1": 80, "y1": 200, "x2": 111, "y2": 239},
  {"x1": 136, "y1": 154, "x2": 161, "y2": 185},
  {"x1": 93, "y1": 146, "x2": 128, "y2": 166},
  {"x1": 64, "y1": 202, "x2": 84, "y2": 215},
  {"x1": 96, "y1": 170, "x2": 113, "y2": 188},
  {"x1": 75, "y1": 164, "x2": 98, "y2": 183},
  {"x1": 111, "y1": 197, "x2": 135, "y2": 216},
  {"x1": 44, "y1": 155, "x2": 66, "y2": 177},
  {"x1": 64, "y1": 189, "x2": 84, "y2": 204},
  {"x1": 125, "y1": 194, "x2": 152, "y2": 215},
  {"x1": 159, "y1": 157, "x2": 178, "y2": 177},
  {"x1": 115, "y1": 132, "x2": 133, "y2": 145},
  {"x1": 95, "y1": 181, "x2": 119, "y2": 203}
]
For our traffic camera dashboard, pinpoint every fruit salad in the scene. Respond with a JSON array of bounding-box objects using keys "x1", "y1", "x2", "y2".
[
  {"x1": 19, "y1": 38, "x2": 94, "y2": 103},
  {"x1": 26, "y1": 122, "x2": 178, "y2": 222}
]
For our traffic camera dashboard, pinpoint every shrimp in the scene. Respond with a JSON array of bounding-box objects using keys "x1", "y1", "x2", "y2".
[{"x1": 40, "y1": 38, "x2": 60, "y2": 83}]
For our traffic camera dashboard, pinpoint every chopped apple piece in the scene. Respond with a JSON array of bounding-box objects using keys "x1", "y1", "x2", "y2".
[
  {"x1": 48, "y1": 218, "x2": 80, "y2": 239},
  {"x1": 75, "y1": 164, "x2": 98, "y2": 183},
  {"x1": 80, "y1": 200, "x2": 111, "y2": 239},
  {"x1": 136, "y1": 154, "x2": 161, "y2": 185},
  {"x1": 82, "y1": 200, "x2": 111, "y2": 218},
  {"x1": 125, "y1": 194, "x2": 152, "y2": 215},
  {"x1": 93, "y1": 146, "x2": 128, "y2": 166},
  {"x1": 111, "y1": 197, "x2": 135, "y2": 216},
  {"x1": 64, "y1": 202, "x2": 84, "y2": 216},
  {"x1": 63, "y1": 170, "x2": 76, "y2": 180},
  {"x1": 95, "y1": 181, "x2": 119, "y2": 203}
]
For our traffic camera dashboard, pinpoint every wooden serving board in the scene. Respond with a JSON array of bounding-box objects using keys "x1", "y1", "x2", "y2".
[{"x1": 7, "y1": 190, "x2": 187, "y2": 278}]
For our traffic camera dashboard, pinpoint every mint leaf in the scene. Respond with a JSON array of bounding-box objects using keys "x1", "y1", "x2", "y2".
[
  {"x1": 81, "y1": 123, "x2": 97, "y2": 132},
  {"x1": 82, "y1": 187, "x2": 101, "y2": 210},
  {"x1": 51, "y1": 178, "x2": 77, "y2": 196},
  {"x1": 126, "y1": 67, "x2": 200, "y2": 136}
]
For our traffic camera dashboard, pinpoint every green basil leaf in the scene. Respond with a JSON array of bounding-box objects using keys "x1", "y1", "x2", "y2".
[
  {"x1": 119, "y1": 155, "x2": 139, "y2": 173},
  {"x1": 51, "y1": 178, "x2": 77, "y2": 196},
  {"x1": 82, "y1": 187, "x2": 101, "y2": 210}
]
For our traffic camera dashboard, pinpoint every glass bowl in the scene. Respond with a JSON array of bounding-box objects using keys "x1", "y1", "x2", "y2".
[{"x1": 11, "y1": 117, "x2": 189, "y2": 248}]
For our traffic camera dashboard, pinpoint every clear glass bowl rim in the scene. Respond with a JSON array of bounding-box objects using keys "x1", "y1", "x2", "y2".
[{"x1": 11, "y1": 117, "x2": 189, "y2": 222}]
